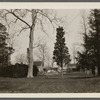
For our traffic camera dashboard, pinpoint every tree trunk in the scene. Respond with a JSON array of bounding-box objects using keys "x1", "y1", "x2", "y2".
[
  {"x1": 98, "y1": 67, "x2": 100, "y2": 76},
  {"x1": 97, "y1": 57, "x2": 100, "y2": 76},
  {"x1": 27, "y1": 28, "x2": 34, "y2": 78},
  {"x1": 61, "y1": 67, "x2": 63, "y2": 79},
  {"x1": 27, "y1": 9, "x2": 37, "y2": 78}
]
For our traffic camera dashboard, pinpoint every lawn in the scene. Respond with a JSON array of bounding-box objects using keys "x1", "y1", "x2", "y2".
[{"x1": 0, "y1": 72, "x2": 100, "y2": 93}]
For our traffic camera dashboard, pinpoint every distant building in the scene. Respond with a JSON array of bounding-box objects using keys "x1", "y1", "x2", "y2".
[
  {"x1": 52, "y1": 62, "x2": 68, "y2": 72},
  {"x1": 51, "y1": 67, "x2": 58, "y2": 71},
  {"x1": 51, "y1": 62, "x2": 59, "y2": 71},
  {"x1": 34, "y1": 61, "x2": 43, "y2": 72},
  {"x1": 67, "y1": 63, "x2": 77, "y2": 71}
]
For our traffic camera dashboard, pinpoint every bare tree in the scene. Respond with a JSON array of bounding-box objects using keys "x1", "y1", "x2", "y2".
[
  {"x1": 80, "y1": 10, "x2": 90, "y2": 54},
  {"x1": 0, "y1": 9, "x2": 59, "y2": 78},
  {"x1": 15, "y1": 53, "x2": 28, "y2": 64},
  {"x1": 35, "y1": 43, "x2": 50, "y2": 67},
  {"x1": 81, "y1": 10, "x2": 89, "y2": 35}
]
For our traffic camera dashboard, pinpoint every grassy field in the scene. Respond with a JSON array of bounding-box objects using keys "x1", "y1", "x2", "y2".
[{"x1": 0, "y1": 72, "x2": 100, "y2": 93}]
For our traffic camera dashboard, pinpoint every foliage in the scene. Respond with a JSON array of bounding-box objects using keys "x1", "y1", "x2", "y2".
[
  {"x1": 0, "y1": 23, "x2": 14, "y2": 67},
  {"x1": 77, "y1": 9, "x2": 100, "y2": 76},
  {"x1": 53, "y1": 26, "x2": 71, "y2": 68},
  {"x1": 0, "y1": 63, "x2": 39, "y2": 78}
]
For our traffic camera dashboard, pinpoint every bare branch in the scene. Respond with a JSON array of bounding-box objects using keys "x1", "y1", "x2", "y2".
[
  {"x1": 33, "y1": 44, "x2": 40, "y2": 49},
  {"x1": 5, "y1": 9, "x2": 31, "y2": 28},
  {"x1": 17, "y1": 26, "x2": 29, "y2": 36},
  {"x1": 37, "y1": 11, "x2": 55, "y2": 29},
  {"x1": 7, "y1": 30, "x2": 18, "y2": 48},
  {"x1": 36, "y1": 18, "x2": 50, "y2": 38},
  {"x1": 81, "y1": 10, "x2": 89, "y2": 35},
  {"x1": 33, "y1": 39, "x2": 41, "y2": 49},
  {"x1": 7, "y1": 18, "x2": 18, "y2": 29}
]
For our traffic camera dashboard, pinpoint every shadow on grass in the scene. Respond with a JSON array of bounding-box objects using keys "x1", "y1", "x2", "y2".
[
  {"x1": 45, "y1": 76, "x2": 95, "y2": 79},
  {"x1": 68, "y1": 76, "x2": 94, "y2": 79},
  {"x1": 45, "y1": 76, "x2": 62, "y2": 79}
]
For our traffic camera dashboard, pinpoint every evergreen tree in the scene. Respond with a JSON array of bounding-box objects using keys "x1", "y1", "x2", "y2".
[
  {"x1": 77, "y1": 9, "x2": 100, "y2": 76},
  {"x1": 53, "y1": 26, "x2": 71, "y2": 78},
  {"x1": 77, "y1": 33, "x2": 93, "y2": 71},
  {"x1": 0, "y1": 23, "x2": 13, "y2": 68},
  {"x1": 88, "y1": 9, "x2": 100, "y2": 76}
]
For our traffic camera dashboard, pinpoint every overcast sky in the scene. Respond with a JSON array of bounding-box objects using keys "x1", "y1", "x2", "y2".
[{"x1": 7, "y1": 9, "x2": 90, "y2": 64}]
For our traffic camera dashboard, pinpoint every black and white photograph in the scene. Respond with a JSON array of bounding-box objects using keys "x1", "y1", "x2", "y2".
[{"x1": 0, "y1": 3, "x2": 100, "y2": 97}]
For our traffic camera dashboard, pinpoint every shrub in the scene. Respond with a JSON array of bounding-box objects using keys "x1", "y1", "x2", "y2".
[
  {"x1": 0, "y1": 64, "x2": 39, "y2": 78},
  {"x1": 33, "y1": 65, "x2": 39, "y2": 77}
]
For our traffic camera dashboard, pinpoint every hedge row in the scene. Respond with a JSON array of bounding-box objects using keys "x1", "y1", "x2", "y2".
[{"x1": 0, "y1": 64, "x2": 39, "y2": 78}]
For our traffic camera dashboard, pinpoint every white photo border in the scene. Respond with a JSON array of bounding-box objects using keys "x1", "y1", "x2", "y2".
[{"x1": 0, "y1": 2, "x2": 100, "y2": 98}]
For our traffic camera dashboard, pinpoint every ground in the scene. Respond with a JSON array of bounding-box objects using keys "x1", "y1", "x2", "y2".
[{"x1": 0, "y1": 72, "x2": 100, "y2": 93}]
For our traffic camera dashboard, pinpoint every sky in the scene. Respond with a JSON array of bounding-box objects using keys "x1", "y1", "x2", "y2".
[{"x1": 4, "y1": 9, "x2": 90, "y2": 64}]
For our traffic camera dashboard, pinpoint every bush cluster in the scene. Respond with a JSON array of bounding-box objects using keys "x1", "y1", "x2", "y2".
[{"x1": 0, "y1": 63, "x2": 39, "y2": 78}]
